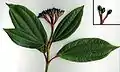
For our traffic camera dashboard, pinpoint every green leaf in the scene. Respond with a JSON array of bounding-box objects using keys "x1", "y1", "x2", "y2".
[
  {"x1": 4, "y1": 29, "x2": 42, "y2": 48},
  {"x1": 4, "y1": 4, "x2": 47, "y2": 52},
  {"x1": 53, "y1": 6, "x2": 84, "y2": 42},
  {"x1": 57, "y1": 38, "x2": 119, "y2": 62}
]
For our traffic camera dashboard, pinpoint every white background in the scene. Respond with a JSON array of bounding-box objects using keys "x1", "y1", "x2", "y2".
[{"x1": 0, "y1": 0, "x2": 120, "y2": 72}]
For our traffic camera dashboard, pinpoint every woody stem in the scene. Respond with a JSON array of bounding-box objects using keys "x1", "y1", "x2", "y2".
[{"x1": 44, "y1": 23, "x2": 54, "y2": 72}]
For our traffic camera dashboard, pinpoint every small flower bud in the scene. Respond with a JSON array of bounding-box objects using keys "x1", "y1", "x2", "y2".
[
  {"x1": 38, "y1": 8, "x2": 64, "y2": 25},
  {"x1": 97, "y1": 5, "x2": 102, "y2": 11},
  {"x1": 38, "y1": 13, "x2": 44, "y2": 18},
  {"x1": 107, "y1": 9, "x2": 112, "y2": 15},
  {"x1": 101, "y1": 8, "x2": 105, "y2": 13}
]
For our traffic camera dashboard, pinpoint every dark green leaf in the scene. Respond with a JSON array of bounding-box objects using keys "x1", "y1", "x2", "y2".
[
  {"x1": 4, "y1": 29, "x2": 42, "y2": 48},
  {"x1": 53, "y1": 6, "x2": 84, "y2": 42},
  {"x1": 57, "y1": 38, "x2": 119, "y2": 62},
  {"x1": 4, "y1": 4, "x2": 47, "y2": 52}
]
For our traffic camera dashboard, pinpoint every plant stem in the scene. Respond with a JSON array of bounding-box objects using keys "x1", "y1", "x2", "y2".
[
  {"x1": 44, "y1": 24, "x2": 54, "y2": 72},
  {"x1": 45, "y1": 62, "x2": 49, "y2": 72},
  {"x1": 98, "y1": 11, "x2": 103, "y2": 24},
  {"x1": 100, "y1": 14, "x2": 103, "y2": 24},
  {"x1": 98, "y1": 11, "x2": 101, "y2": 24},
  {"x1": 101, "y1": 14, "x2": 108, "y2": 24},
  {"x1": 48, "y1": 55, "x2": 58, "y2": 63}
]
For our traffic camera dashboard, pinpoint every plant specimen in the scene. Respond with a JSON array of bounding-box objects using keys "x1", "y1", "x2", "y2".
[
  {"x1": 4, "y1": 4, "x2": 119, "y2": 72},
  {"x1": 97, "y1": 5, "x2": 112, "y2": 24}
]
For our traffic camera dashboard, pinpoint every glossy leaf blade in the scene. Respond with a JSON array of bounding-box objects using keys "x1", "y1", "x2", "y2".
[
  {"x1": 4, "y1": 29, "x2": 42, "y2": 48},
  {"x1": 57, "y1": 38, "x2": 119, "y2": 62},
  {"x1": 53, "y1": 6, "x2": 84, "y2": 42},
  {"x1": 4, "y1": 4, "x2": 47, "y2": 52}
]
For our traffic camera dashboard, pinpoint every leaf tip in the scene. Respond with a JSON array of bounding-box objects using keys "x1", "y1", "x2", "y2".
[
  {"x1": 3, "y1": 28, "x2": 14, "y2": 33},
  {"x1": 5, "y1": 3, "x2": 9, "y2": 5},
  {"x1": 6, "y1": 3, "x2": 10, "y2": 7},
  {"x1": 6, "y1": 3, "x2": 14, "y2": 8},
  {"x1": 3, "y1": 29, "x2": 9, "y2": 33},
  {"x1": 3, "y1": 28, "x2": 7, "y2": 31},
  {"x1": 117, "y1": 46, "x2": 120, "y2": 48},
  {"x1": 81, "y1": 5, "x2": 84, "y2": 8}
]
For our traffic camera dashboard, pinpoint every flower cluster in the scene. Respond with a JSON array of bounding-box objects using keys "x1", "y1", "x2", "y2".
[
  {"x1": 38, "y1": 8, "x2": 65, "y2": 25},
  {"x1": 97, "y1": 5, "x2": 112, "y2": 24}
]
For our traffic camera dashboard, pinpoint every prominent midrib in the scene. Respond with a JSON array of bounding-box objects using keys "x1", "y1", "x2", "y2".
[
  {"x1": 54, "y1": 8, "x2": 81, "y2": 40},
  {"x1": 8, "y1": 30, "x2": 40, "y2": 44},
  {"x1": 57, "y1": 9, "x2": 83, "y2": 40},
  {"x1": 20, "y1": 7, "x2": 45, "y2": 43},
  {"x1": 10, "y1": 8, "x2": 38, "y2": 41},
  {"x1": 58, "y1": 43, "x2": 115, "y2": 56}
]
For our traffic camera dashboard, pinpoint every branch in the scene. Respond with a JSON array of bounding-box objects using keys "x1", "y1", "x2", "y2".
[{"x1": 48, "y1": 55, "x2": 58, "y2": 63}]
